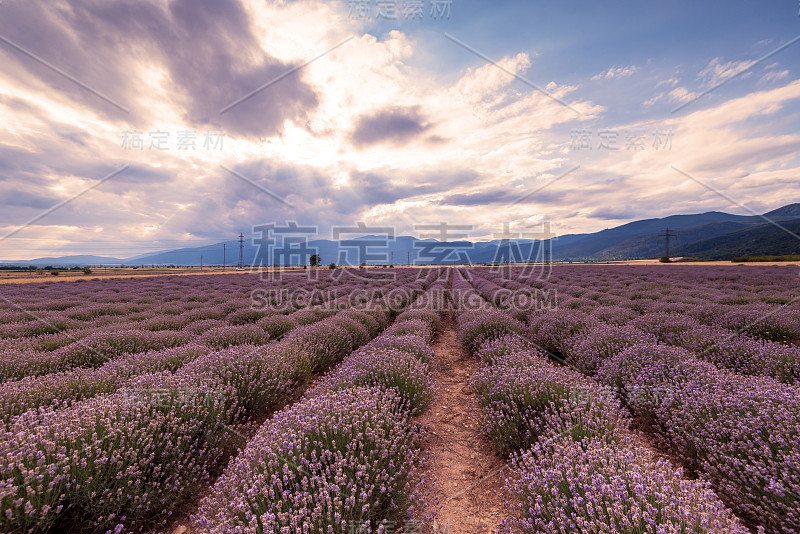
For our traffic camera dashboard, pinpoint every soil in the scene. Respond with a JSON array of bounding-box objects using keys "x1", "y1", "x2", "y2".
[{"x1": 417, "y1": 314, "x2": 508, "y2": 534}]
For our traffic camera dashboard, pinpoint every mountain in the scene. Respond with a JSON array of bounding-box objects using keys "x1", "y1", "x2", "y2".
[
  {"x1": 4, "y1": 203, "x2": 800, "y2": 265},
  {"x1": 764, "y1": 204, "x2": 800, "y2": 218},
  {"x1": 0, "y1": 255, "x2": 128, "y2": 267},
  {"x1": 674, "y1": 218, "x2": 800, "y2": 259},
  {"x1": 589, "y1": 220, "x2": 757, "y2": 259},
  {"x1": 549, "y1": 204, "x2": 800, "y2": 260},
  {"x1": 550, "y1": 211, "x2": 755, "y2": 259}
]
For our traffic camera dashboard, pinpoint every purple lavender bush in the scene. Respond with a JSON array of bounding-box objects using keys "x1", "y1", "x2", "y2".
[
  {"x1": 473, "y1": 334, "x2": 536, "y2": 366},
  {"x1": 527, "y1": 309, "x2": 599, "y2": 355},
  {"x1": 192, "y1": 387, "x2": 420, "y2": 534},
  {"x1": 396, "y1": 309, "x2": 442, "y2": 333},
  {"x1": 0, "y1": 373, "x2": 235, "y2": 533},
  {"x1": 563, "y1": 323, "x2": 658, "y2": 376},
  {"x1": 503, "y1": 432, "x2": 747, "y2": 534},
  {"x1": 383, "y1": 319, "x2": 433, "y2": 344},
  {"x1": 312, "y1": 348, "x2": 435, "y2": 415},
  {"x1": 199, "y1": 324, "x2": 270, "y2": 349},
  {"x1": 254, "y1": 313, "x2": 297, "y2": 339},
  {"x1": 181, "y1": 318, "x2": 225, "y2": 334},
  {"x1": 598, "y1": 343, "x2": 800, "y2": 533},
  {"x1": 457, "y1": 310, "x2": 525, "y2": 354},
  {"x1": 471, "y1": 344, "x2": 624, "y2": 455},
  {"x1": 369, "y1": 333, "x2": 434, "y2": 364},
  {"x1": 177, "y1": 344, "x2": 298, "y2": 421}
]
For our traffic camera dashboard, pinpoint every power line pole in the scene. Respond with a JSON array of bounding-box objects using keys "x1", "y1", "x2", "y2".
[
  {"x1": 238, "y1": 232, "x2": 244, "y2": 269},
  {"x1": 223, "y1": 244, "x2": 226, "y2": 271},
  {"x1": 200, "y1": 255, "x2": 203, "y2": 271},
  {"x1": 390, "y1": 251, "x2": 394, "y2": 266},
  {"x1": 663, "y1": 228, "x2": 677, "y2": 258},
  {"x1": 407, "y1": 251, "x2": 410, "y2": 266}
]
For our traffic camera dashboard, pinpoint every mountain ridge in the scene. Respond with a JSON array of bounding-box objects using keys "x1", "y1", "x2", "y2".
[{"x1": 3, "y1": 203, "x2": 799, "y2": 266}]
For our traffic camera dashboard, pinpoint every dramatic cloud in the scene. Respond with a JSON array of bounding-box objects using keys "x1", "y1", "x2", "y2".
[
  {"x1": 0, "y1": 0, "x2": 797, "y2": 259},
  {"x1": 0, "y1": 0, "x2": 319, "y2": 136},
  {"x1": 350, "y1": 107, "x2": 431, "y2": 147}
]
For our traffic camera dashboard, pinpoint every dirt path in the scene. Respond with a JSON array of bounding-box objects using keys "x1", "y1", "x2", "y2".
[{"x1": 418, "y1": 315, "x2": 507, "y2": 534}]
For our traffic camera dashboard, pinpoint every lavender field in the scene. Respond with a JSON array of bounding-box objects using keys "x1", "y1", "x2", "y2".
[
  {"x1": 0, "y1": 265, "x2": 798, "y2": 533},
  {"x1": 2, "y1": 0, "x2": 799, "y2": 532}
]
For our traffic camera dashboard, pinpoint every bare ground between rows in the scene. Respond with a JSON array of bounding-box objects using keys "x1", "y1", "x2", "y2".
[{"x1": 417, "y1": 314, "x2": 507, "y2": 534}]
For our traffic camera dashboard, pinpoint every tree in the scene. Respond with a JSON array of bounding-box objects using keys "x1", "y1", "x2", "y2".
[
  {"x1": 310, "y1": 254, "x2": 321, "y2": 267},
  {"x1": 83, "y1": 267, "x2": 92, "y2": 275},
  {"x1": 329, "y1": 262, "x2": 337, "y2": 269}
]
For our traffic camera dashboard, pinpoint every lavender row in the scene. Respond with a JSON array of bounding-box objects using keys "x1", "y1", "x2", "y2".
[
  {"x1": 469, "y1": 264, "x2": 800, "y2": 346},
  {"x1": 0, "y1": 270, "x2": 409, "y2": 347},
  {"x1": 519, "y1": 299, "x2": 800, "y2": 531},
  {"x1": 0, "y1": 307, "x2": 343, "y2": 422},
  {"x1": 0, "y1": 343, "x2": 209, "y2": 426},
  {"x1": 531, "y1": 304, "x2": 800, "y2": 385},
  {"x1": 191, "y1": 284, "x2": 446, "y2": 533},
  {"x1": 0, "y1": 286, "x2": 400, "y2": 384},
  {"x1": 507, "y1": 431, "x2": 747, "y2": 534},
  {"x1": 192, "y1": 387, "x2": 419, "y2": 534},
  {"x1": 0, "y1": 276, "x2": 432, "y2": 533},
  {"x1": 597, "y1": 344, "x2": 800, "y2": 533},
  {"x1": 0, "y1": 373, "x2": 236, "y2": 533},
  {"x1": 456, "y1": 311, "x2": 747, "y2": 533},
  {"x1": 502, "y1": 265, "x2": 800, "y2": 343}
]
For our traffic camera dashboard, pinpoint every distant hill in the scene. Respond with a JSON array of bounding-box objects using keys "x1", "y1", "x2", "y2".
[
  {"x1": 580, "y1": 220, "x2": 762, "y2": 260},
  {"x1": 675, "y1": 218, "x2": 800, "y2": 259},
  {"x1": 764, "y1": 204, "x2": 800, "y2": 218},
  {"x1": 548, "y1": 204, "x2": 800, "y2": 260},
  {"x1": 549, "y1": 211, "x2": 755, "y2": 259},
  {"x1": 4, "y1": 203, "x2": 799, "y2": 265},
  {"x1": 0, "y1": 255, "x2": 127, "y2": 267}
]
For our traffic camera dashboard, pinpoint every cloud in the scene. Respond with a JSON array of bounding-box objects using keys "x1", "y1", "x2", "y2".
[
  {"x1": 0, "y1": 0, "x2": 319, "y2": 137},
  {"x1": 643, "y1": 92, "x2": 665, "y2": 107},
  {"x1": 350, "y1": 106, "x2": 431, "y2": 147},
  {"x1": 698, "y1": 57, "x2": 755, "y2": 87},
  {"x1": 586, "y1": 206, "x2": 637, "y2": 220},
  {"x1": 656, "y1": 76, "x2": 680, "y2": 89},
  {"x1": 1, "y1": 0, "x2": 799, "y2": 258},
  {"x1": 592, "y1": 65, "x2": 638, "y2": 81},
  {"x1": 668, "y1": 87, "x2": 699, "y2": 103},
  {"x1": 761, "y1": 70, "x2": 790, "y2": 84}
]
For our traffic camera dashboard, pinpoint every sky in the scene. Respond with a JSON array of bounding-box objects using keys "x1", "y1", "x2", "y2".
[{"x1": 0, "y1": 0, "x2": 798, "y2": 260}]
